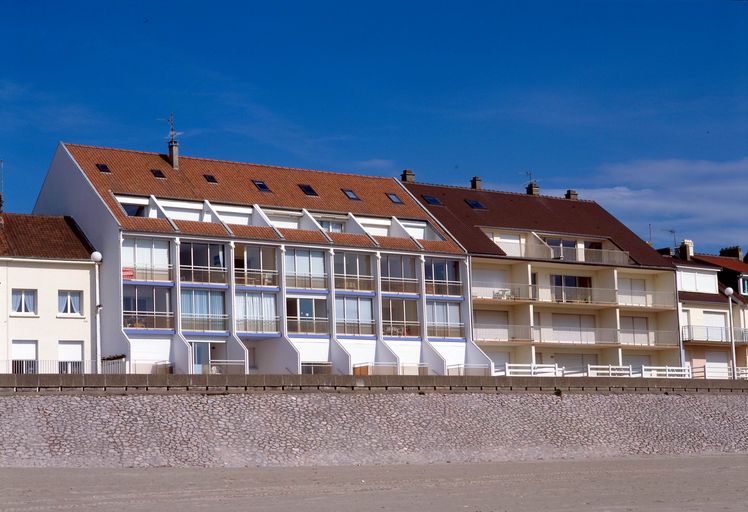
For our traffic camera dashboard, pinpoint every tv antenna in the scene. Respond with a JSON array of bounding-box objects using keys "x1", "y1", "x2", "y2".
[
  {"x1": 157, "y1": 113, "x2": 183, "y2": 141},
  {"x1": 662, "y1": 228, "x2": 677, "y2": 250}
]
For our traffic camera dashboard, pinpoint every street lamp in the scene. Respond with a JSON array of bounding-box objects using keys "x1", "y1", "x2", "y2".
[
  {"x1": 91, "y1": 251, "x2": 103, "y2": 374},
  {"x1": 725, "y1": 287, "x2": 737, "y2": 379}
]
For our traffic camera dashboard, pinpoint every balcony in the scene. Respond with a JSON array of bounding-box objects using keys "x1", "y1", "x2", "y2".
[
  {"x1": 123, "y1": 311, "x2": 175, "y2": 330},
  {"x1": 192, "y1": 360, "x2": 246, "y2": 375},
  {"x1": 352, "y1": 362, "x2": 431, "y2": 376},
  {"x1": 236, "y1": 317, "x2": 280, "y2": 333},
  {"x1": 180, "y1": 265, "x2": 228, "y2": 284},
  {"x1": 181, "y1": 314, "x2": 229, "y2": 332},
  {"x1": 285, "y1": 273, "x2": 327, "y2": 290},
  {"x1": 427, "y1": 322, "x2": 465, "y2": 338},
  {"x1": 472, "y1": 282, "x2": 536, "y2": 302},
  {"x1": 336, "y1": 320, "x2": 375, "y2": 336},
  {"x1": 682, "y1": 325, "x2": 730, "y2": 343},
  {"x1": 533, "y1": 326, "x2": 619, "y2": 344},
  {"x1": 546, "y1": 285, "x2": 618, "y2": 305},
  {"x1": 618, "y1": 290, "x2": 676, "y2": 309},
  {"x1": 499, "y1": 240, "x2": 632, "y2": 265},
  {"x1": 381, "y1": 277, "x2": 419, "y2": 294},
  {"x1": 1, "y1": 360, "x2": 97, "y2": 374},
  {"x1": 235, "y1": 269, "x2": 278, "y2": 287},
  {"x1": 122, "y1": 265, "x2": 173, "y2": 282},
  {"x1": 618, "y1": 329, "x2": 679, "y2": 347},
  {"x1": 446, "y1": 364, "x2": 491, "y2": 376},
  {"x1": 425, "y1": 280, "x2": 463, "y2": 296},
  {"x1": 474, "y1": 325, "x2": 534, "y2": 343},
  {"x1": 334, "y1": 274, "x2": 374, "y2": 292},
  {"x1": 382, "y1": 320, "x2": 421, "y2": 337},
  {"x1": 287, "y1": 316, "x2": 329, "y2": 335}
]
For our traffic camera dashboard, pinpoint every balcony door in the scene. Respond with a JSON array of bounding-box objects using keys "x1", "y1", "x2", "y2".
[
  {"x1": 703, "y1": 312, "x2": 727, "y2": 342},
  {"x1": 620, "y1": 316, "x2": 649, "y2": 345},
  {"x1": 551, "y1": 314, "x2": 595, "y2": 343},
  {"x1": 619, "y1": 278, "x2": 646, "y2": 306}
]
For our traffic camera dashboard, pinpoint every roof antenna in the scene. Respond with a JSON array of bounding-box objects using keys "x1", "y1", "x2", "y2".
[
  {"x1": 160, "y1": 113, "x2": 182, "y2": 171},
  {"x1": 662, "y1": 228, "x2": 677, "y2": 251}
]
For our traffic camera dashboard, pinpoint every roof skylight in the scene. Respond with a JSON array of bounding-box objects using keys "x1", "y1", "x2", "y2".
[
  {"x1": 422, "y1": 195, "x2": 442, "y2": 205},
  {"x1": 204, "y1": 174, "x2": 218, "y2": 184},
  {"x1": 151, "y1": 169, "x2": 166, "y2": 179},
  {"x1": 96, "y1": 163, "x2": 111, "y2": 173},
  {"x1": 386, "y1": 193, "x2": 404, "y2": 204},
  {"x1": 342, "y1": 189, "x2": 360, "y2": 200},
  {"x1": 465, "y1": 199, "x2": 486, "y2": 209},
  {"x1": 253, "y1": 180, "x2": 271, "y2": 192},
  {"x1": 299, "y1": 184, "x2": 318, "y2": 196}
]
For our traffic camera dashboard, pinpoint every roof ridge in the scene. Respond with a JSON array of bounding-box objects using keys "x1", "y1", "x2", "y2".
[
  {"x1": 411, "y1": 181, "x2": 598, "y2": 203},
  {"x1": 64, "y1": 142, "x2": 400, "y2": 182}
]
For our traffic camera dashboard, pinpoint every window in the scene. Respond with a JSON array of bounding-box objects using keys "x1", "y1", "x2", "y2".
[
  {"x1": 550, "y1": 275, "x2": 592, "y2": 302},
  {"x1": 58, "y1": 341, "x2": 84, "y2": 374},
  {"x1": 465, "y1": 198, "x2": 486, "y2": 209},
  {"x1": 334, "y1": 252, "x2": 373, "y2": 290},
  {"x1": 336, "y1": 296, "x2": 374, "y2": 335},
  {"x1": 342, "y1": 188, "x2": 360, "y2": 200},
  {"x1": 203, "y1": 174, "x2": 218, "y2": 183},
  {"x1": 424, "y1": 258, "x2": 462, "y2": 295},
  {"x1": 122, "y1": 204, "x2": 146, "y2": 217},
  {"x1": 122, "y1": 238, "x2": 171, "y2": 280},
  {"x1": 181, "y1": 289, "x2": 226, "y2": 331},
  {"x1": 150, "y1": 169, "x2": 166, "y2": 179},
  {"x1": 382, "y1": 298, "x2": 420, "y2": 336},
  {"x1": 380, "y1": 254, "x2": 418, "y2": 293},
  {"x1": 299, "y1": 184, "x2": 318, "y2": 196},
  {"x1": 11, "y1": 289, "x2": 36, "y2": 314},
  {"x1": 123, "y1": 285, "x2": 173, "y2": 329},
  {"x1": 422, "y1": 195, "x2": 442, "y2": 205},
  {"x1": 544, "y1": 238, "x2": 577, "y2": 260},
  {"x1": 180, "y1": 242, "x2": 226, "y2": 283},
  {"x1": 253, "y1": 179, "x2": 272, "y2": 192},
  {"x1": 11, "y1": 340, "x2": 37, "y2": 374},
  {"x1": 285, "y1": 249, "x2": 326, "y2": 288},
  {"x1": 426, "y1": 300, "x2": 463, "y2": 337},
  {"x1": 742, "y1": 277, "x2": 748, "y2": 295},
  {"x1": 287, "y1": 297, "x2": 328, "y2": 334},
  {"x1": 235, "y1": 292, "x2": 278, "y2": 332},
  {"x1": 96, "y1": 163, "x2": 111, "y2": 173},
  {"x1": 235, "y1": 245, "x2": 278, "y2": 286},
  {"x1": 58, "y1": 291, "x2": 83, "y2": 315},
  {"x1": 386, "y1": 193, "x2": 404, "y2": 204},
  {"x1": 320, "y1": 220, "x2": 344, "y2": 233}
]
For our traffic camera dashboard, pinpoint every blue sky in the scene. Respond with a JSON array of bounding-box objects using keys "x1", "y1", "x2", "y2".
[{"x1": 1, "y1": 1, "x2": 746, "y2": 252}]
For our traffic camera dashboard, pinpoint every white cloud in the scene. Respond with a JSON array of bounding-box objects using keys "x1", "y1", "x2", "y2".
[{"x1": 353, "y1": 158, "x2": 396, "y2": 173}]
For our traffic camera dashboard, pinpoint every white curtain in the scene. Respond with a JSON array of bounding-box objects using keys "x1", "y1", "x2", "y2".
[
  {"x1": 360, "y1": 299, "x2": 373, "y2": 322},
  {"x1": 234, "y1": 294, "x2": 246, "y2": 318},
  {"x1": 121, "y1": 239, "x2": 135, "y2": 268},
  {"x1": 181, "y1": 290, "x2": 194, "y2": 314},
  {"x1": 209, "y1": 292, "x2": 224, "y2": 315},
  {"x1": 262, "y1": 294, "x2": 276, "y2": 319},
  {"x1": 71, "y1": 292, "x2": 81, "y2": 314},
  {"x1": 136, "y1": 240, "x2": 151, "y2": 268},
  {"x1": 24, "y1": 292, "x2": 35, "y2": 314},
  {"x1": 246, "y1": 293, "x2": 262, "y2": 318},
  {"x1": 58, "y1": 292, "x2": 68, "y2": 314},
  {"x1": 12, "y1": 291, "x2": 22, "y2": 313},
  {"x1": 153, "y1": 240, "x2": 169, "y2": 268},
  {"x1": 310, "y1": 251, "x2": 325, "y2": 275},
  {"x1": 447, "y1": 302, "x2": 461, "y2": 323}
]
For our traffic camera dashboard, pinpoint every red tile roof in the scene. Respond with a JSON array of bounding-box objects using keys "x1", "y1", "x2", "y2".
[
  {"x1": 278, "y1": 228, "x2": 329, "y2": 244},
  {"x1": 405, "y1": 182, "x2": 670, "y2": 267},
  {"x1": 374, "y1": 236, "x2": 420, "y2": 251},
  {"x1": 327, "y1": 232, "x2": 376, "y2": 249},
  {"x1": 0, "y1": 213, "x2": 94, "y2": 260},
  {"x1": 230, "y1": 225, "x2": 280, "y2": 241},
  {"x1": 692, "y1": 254, "x2": 748, "y2": 274},
  {"x1": 173, "y1": 220, "x2": 231, "y2": 237}
]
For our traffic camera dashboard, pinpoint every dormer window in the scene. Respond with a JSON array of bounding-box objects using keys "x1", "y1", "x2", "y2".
[
  {"x1": 299, "y1": 184, "x2": 318, "y2": 196},
  {"x1": 123, "y1": 204, "x2": 146, "y2": 217},
  {"x1": 320, "y1": 220, "x2": 344, "y2": 233},
  {"x1": 741, "y1": 277, "x2": 748, "y2": 295}
]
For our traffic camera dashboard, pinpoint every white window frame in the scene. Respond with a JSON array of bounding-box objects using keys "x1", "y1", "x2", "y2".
[
  {"x1": 58, "y1": 290, "x2": 84, "y2": 316},
  {"x1": 11, "y1": 289, "x2": 37, "y2": 315}
]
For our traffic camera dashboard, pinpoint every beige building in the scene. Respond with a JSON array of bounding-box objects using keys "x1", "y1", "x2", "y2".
[{"x1": 0, "y1": 214, "x2": 98, "y2": 374}]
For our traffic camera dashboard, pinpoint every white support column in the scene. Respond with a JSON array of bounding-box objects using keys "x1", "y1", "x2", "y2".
[
  {"x1": 228, "y1": 241, "x2": 249, "y2": 373},
  {"x1": 278, "y1": 245, "x2": 288, "y2": 338},
  {"x1": 418, "y1": 254, "x2": 428, "y2": 342},
  {"x1": 374, "y1": 252, "x2": 384, "y2": 340},
  {"x1": 328, "y1": 248, "x2": 337, "y2": 340},
  {"x1": 173, "y1": 237, "x2": 192, "y2": 374}
]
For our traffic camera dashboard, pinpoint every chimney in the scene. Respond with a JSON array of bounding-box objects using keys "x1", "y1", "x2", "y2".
[
  {"x1": 470, "y1": 176, "x2": 482, "y2": 189},
  {"x1": 168, "y1": 139, "x2": 179, "y2": 171},
  {"x1": 526, "y1": 181, "x2": 540, "y2": 195},
  {"x1": 400, "y1": 169, "x2": 415, "y2": 183},
  {"x1": 564, "y1": 189, "x2": 578, "y2": 200},
  {"x1": 678, "y1": 239, "x2": 694, "y2": 261},
  {"x1": 719, "y1": 246, "x2": 742, "y2": 260}
]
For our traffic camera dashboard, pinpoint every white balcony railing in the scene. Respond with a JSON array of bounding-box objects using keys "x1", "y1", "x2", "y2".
[
  {"x1": 122, "y1": 264, "x2": 173, "y2": 282},
  {"x1": 380, "y1": 276, "x2": 420, "y2": 294},
  {"x1": 285, "y1": 273, "x2": 328, "y2": 290},
  {"x1": 181, "y1": 314, "x2": 229, "y2": 331},
  {"x1": 682, "y1": 325, "x2": 730, "y2": 343},
  {"x1": 382, "y1": 320, "x2": 421, "y2": 337},
  {"x1": 123, "y1": 311, "x2": 175, "y2": 329},
  {"x1": 446, "y1": 364, "x2": 491, "y2": 376},
  {"x1": 287, "y1": 316, "x2": 329, "y2": 334},
  {"x1": 334, "y1": 274, "x2": 374, "y2": 292},
  {"x1": 503, "y1": 363, "x2": 564, "y2": 377},
  {"x1": 642, "y1": 365, "x2": 692, "y2": 379},
  {"x1": 336, "y1": 320, "x2": 376, "y2": 336},
  {"x1": 618, "y1": 329, "x2": 679, "y2": 347},
  {"x1": 533, "y1": 326, "x2": 619, "y2": 345},
  {"x1": 427, "y1": 322, "x2": 465, "y2": 338},
  {"x1": 474, "y1": 325, "x2": 534, "y2": 343},
  {"x1": 193, "y1": 360, "x2": 246, "y2": 375},
  {"x1": 353, "y1": 362, "x2": 399, "y2": 376},
  {"x1": 180, "y1": 265, "x2": 228, "y2": 284},
  {"x1": 425, "y1": 279, "x2": 463, "y2": 296},
  {"x1": 617, "y1": 290, "x2": 676, "y2": 309},
  {"x1": 236, "y1": 317, "x2": 280, "y2": 333},
  {"x1": 497, "y1": 240, "x2": 632, "y2": 265},
  {"x1": 0, "y1": 360, "x2": 98, "y2": 374},
  {"x1": 471, "y1": 282, "x2": 536, "y2": 302},
  {"x1": 235, "y1": 268, "x2": 278, "y2": 287},
  {"x1": 587, "y1": 364, "x2": 634, "y2": 377}
]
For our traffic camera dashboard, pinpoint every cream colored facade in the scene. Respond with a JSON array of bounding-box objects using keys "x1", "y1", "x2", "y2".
[{"x1": 0, "y1": 258, "x2": 96, "y2": 373}]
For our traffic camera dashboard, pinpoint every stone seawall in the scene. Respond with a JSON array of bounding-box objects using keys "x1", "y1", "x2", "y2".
[{"x1": 1, "y1": 392, "x2": 747, "y2": 467}]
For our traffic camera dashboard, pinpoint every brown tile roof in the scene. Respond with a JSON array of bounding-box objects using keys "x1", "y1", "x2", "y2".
[
  {"x1": 278, "y1": 228, "x2": 329, "y2": 244},
  {"x1": 230, "y1": 225, "x2": 280, "y2": 241},
  {"x1": 419, "y1": 239, "x2": 463, "y2": 255},
  {"x1": 405, "y1": 182, "x2": 671, "y2": 267},
  {"x1": 121, "y1": 216, "x2": 175, "y2": 234},
  {"x1": 0, "y1": 213, "x2": 94, "y2": 260},
  {"x1": 374, "y1": 236, "x2": 420, "y2": 251},
  {"x1": 692, "y1": 254, "x2": 748, "y2": 274},
  {"x1": 327, "y1": 232, "x2": 376, "y2": 249},
  {"x1": 65, "y1": 143, "x2": 434, "y2": 226},
  {"x1": 173, "y1": 220, "x2": 230, "y2": 237}
]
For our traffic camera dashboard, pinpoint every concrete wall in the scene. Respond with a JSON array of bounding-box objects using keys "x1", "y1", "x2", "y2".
[{"x1": 1, "y1": 385, "x2": 747, "y2": 468}]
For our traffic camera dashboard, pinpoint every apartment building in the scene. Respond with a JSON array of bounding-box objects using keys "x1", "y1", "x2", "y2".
[
  {"x1": 33, "y1": 142, "x2": 490, "y2": 375},
  {"x1": 404, "y1": 176, "x2": 681, "y2": 377},
  {"x1": 667, "y1": 242, "x2": 748, "y2": 379},
  {"x1": 0, "y1": 213, "x2": 98, "y2": 374}
]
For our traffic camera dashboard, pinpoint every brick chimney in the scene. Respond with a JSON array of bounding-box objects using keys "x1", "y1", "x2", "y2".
[
  {"x1": 678, "y1": 239, "x2": 694, "y2": 261},
  {"x1": 470, "y1": 176, "x2": 482, "y2": 189},
  {"x1": 168, "y1": 139, "x2": 179, "y2": 171},
  {"x1": 400, "y1": 169, "x2": 415, "y2": 183},
  {"x1": 720, "y1": 246, "x2": 743, "y2": 260},
  {"x1": 526, "y1": 181, "x2": 540, "y2": 195},
  {"x1": 565, "y1": 189, "x2": 578, "y2": 200}
]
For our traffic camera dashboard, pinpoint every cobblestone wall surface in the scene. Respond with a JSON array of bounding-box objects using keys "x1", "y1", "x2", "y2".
[{"x1": 1, "y1": 392, "x2": 746, "y2": 467}]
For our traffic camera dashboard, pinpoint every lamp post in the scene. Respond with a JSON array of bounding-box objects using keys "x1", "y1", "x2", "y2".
[
  {"x1": 91, "y1": 251, "x2": 103, "y2": 374},
  {"x1": 725, "y1": 287, "x2": 737, "y2": 379}
]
